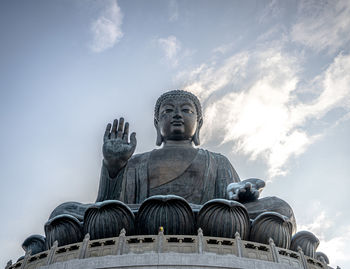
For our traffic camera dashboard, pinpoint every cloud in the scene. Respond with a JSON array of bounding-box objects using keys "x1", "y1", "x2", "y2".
[
  {"x1": 291, "y1": 0, "x2": 350, "y2": 53},
  {"x1": 258, "y1": 0, "x2": 281, "y2": 24},
  {"x1": 177, "y1": 49, "x2": 350, "y2": 178},
  {"x1": 158, "y1": 35, "x2": 182, "y2": 67},
  {"x1": 168, "y1": 0, "x2": 179, "y2": 22},
  {"x1": 90, "y1": 0, "x2": 123, "y2": 53},
  {"x1": 298, "y1": 209, "x2": 350, "y2": 268},
  {"x1": 212, "y1": 42, "x2": 236, "y2": 55}
]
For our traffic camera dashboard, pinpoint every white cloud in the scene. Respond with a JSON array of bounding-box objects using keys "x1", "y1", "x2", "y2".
[
  {"x1": 168, "y1": 0, "x2": 179, "y2": 22},
  {"x1": 298, "y1": 211, "x2": 333, "y2": 236},
  {"x1": 178, "y1": 49, "x2": 350, "y2": 178},
  {"x1": 258, "y1": 0, "x2": 281, "y2": 24},
  {"x1": 291, "y1": 0, "x2": 350, "y2": 53},
  {"x1": 158, "y1": 35, "x2": 181, "y2": 67},
  {"x1": 212, "y1": 42, "x2": 236, "y2": 55},
  {"x1": 90, "y1": 0, "x2": 123, "y2": 53},
  {"x1": 298, "y1": 209, "x2": 350, "y2": 268}
]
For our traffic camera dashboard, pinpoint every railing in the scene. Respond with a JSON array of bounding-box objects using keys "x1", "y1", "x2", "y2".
[{"x1": 6, "y1": 229, "x2": 329, "y2": 269}]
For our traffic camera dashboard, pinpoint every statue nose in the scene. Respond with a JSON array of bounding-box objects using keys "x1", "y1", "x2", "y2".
[
  {"x1": 173, "y1": 108, "x2": 182, "y2": 119},
  {"x1": 173, "y1": 113, "x2": 182, "y2": 119}
]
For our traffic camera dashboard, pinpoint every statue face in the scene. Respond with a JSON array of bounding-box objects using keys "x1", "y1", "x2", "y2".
[{"x1": 157, "y1": 97, "x2": 198, "y2": 142}]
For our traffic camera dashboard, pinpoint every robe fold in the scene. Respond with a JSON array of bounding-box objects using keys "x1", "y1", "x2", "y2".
[{"x1": 96, "y1": 149, "x2": 240, "y2": 204}]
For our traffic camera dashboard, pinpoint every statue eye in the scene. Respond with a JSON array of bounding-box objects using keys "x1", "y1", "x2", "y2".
[
  {"x1": 162, "y1": 108, "x2": 173, "y2": 114},
  {"x1": 182, "y1": 108, "x2": 192, "y2": 113}
]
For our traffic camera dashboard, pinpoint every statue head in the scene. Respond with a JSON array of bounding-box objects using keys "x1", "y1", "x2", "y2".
[{"x1": 154, "y1": 90, "x2": 203, "y2": 146}]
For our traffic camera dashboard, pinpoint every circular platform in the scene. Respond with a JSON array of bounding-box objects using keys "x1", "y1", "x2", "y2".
[{"x1": 8, "y1": 232, "x2": 331, "y2": 269}]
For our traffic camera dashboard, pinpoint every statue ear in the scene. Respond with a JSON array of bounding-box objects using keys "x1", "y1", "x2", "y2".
[
  {"x1": 193, "y1": 118, "x2": 203, "y2": 146},
  {"x1": 154, "y1": 118, "x2": 163, "y2": 146}
]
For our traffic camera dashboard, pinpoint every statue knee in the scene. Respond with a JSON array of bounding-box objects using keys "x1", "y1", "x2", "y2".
[
  {"x1": 49, "y1": 201, "x2": 91, "y2": 221},
  {"x1": 243, "y1": 196, "x2": 296, "y2": 232}
]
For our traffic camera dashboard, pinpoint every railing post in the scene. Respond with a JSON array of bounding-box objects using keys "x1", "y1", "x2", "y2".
[
  {"x1": 197, "y1": 228, "x2": 203, "y2": 254},
  {"x1": 298, "y1": 246, "x2": 310, "y2": 269},
  {"x1": 117, "y1": 229, "x2": 126, "y2": 255},
  {"x1": 46, "y1": 241, "x2": 58, "y2": 265},
  {"x1": 157, "y1": 227, "x2": 165, "y2": 253},
  {"x1": 79, "y1": 233, "x2": 90, "y2": 259},
  {"x1": 20, "y1": 250, "x2": 31, "y2": 269},
  {"x1": 269, "y1": 238, "x2": 280, "y2": 263},
  {"x1": 235, "y1": 232, "x2": 242, "y2": 257}
]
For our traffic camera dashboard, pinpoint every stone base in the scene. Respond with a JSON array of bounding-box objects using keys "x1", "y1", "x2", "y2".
[
  {"x1": 9, "y1": 233, "x2": 330, "y2": 269},
  {"x1": 40, "y1": 253, "x2": 305, "y2": 269}
]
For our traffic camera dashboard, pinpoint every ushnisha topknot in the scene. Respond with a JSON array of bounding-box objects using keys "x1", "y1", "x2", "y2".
[{"x1": 154, "y1": 90, "x2": 202, "y2": 121}]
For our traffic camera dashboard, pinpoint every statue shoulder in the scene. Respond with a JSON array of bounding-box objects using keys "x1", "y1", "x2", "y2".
[
  {"x1": 198, "y1": 149, "x2": 240, "y2": 182},
  {"x1": 198, "y1": 149, "x2": 232, "y2": 165}
]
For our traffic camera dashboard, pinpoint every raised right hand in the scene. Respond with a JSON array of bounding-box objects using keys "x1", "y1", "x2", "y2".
[{"x1": 102, "y1": 118, "x2": 137, "y2": 176}]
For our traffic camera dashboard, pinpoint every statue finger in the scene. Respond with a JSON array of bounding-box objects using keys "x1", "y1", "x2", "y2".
[
  {"x1": 117, "y1": 117, "x2": 124, "y2": 138},
  {"x1": 230, "y1": 192, "x2": 239, "y2": 201},
  {"x1": 238, "y1": 187, "x2": 246, "y2": 195},
  {"x1": 256, "y1": 179, "x2": 266, "y2": 189},
  {"x1": 252, "y1": 190, "x2": 259, "y2": 200},
  {"x1": 104, "y1": 123, "x2": 112, "y2": 142},
  {"x1": 228, "y1": 190, "x2": 235, "y2": 200},
  {"x1": 245, "y1": 182, "x2": 252, "y2": 191},
  {"x1": 123, "y1": 122, "x2": 129, "y2": 142},
  {"x1": 130, "y1": 132, "x2": 137, "y2": 148},
  {"x1": 111, "y1": 119, "x2": 118, "y2": 139}
]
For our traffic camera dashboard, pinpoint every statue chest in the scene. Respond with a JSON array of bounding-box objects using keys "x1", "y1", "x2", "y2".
[{"x1": 148, "y1": 148, "x2": 207, "y2": 204}]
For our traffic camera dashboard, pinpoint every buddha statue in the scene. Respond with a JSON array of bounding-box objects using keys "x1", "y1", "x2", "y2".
[
  {"x1": 97, "y1": 90, "x2": 241, "y2": 204},
  {"x1": 95, "y1": 90, "x2": 295, "y2": 226},
  {"x1": 10, "y1": 89, "x2": 333, "y2": 267},
  {"x1": 47, "y1": 89, "x2": 296, "y2": 247}
]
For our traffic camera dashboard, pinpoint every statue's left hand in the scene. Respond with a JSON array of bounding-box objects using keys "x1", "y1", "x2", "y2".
[{"x1": 227, "y1": 178, "x2": 265, "y2": 202}]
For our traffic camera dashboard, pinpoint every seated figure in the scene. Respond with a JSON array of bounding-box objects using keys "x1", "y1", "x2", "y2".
[
  {"x1": 97, "y1": 89, "x2": 241, "y2": 204},
  {"x1": 96, "y1": 90, "x2": 295, "y2": 227},
  {"x1": 49, "y1": 90, "x2": 296, "y2": 246}
]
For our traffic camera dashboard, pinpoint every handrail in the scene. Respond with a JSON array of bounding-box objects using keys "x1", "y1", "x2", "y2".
[{"x1": 7, "y1": 231, "x2": 330, "y2": 269}]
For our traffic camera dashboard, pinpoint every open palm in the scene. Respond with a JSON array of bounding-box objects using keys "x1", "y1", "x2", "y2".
[{"x1": 103, "y1": 117, "x2": 137, "y2": 173}]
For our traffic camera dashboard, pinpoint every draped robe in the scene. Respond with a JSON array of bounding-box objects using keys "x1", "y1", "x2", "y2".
[
  {"x1": 51, "y1": 148, "x2": 295, "y2": 231},
  {"x1": 96, "y1": 148, "x2": 240, "y2": 204}
]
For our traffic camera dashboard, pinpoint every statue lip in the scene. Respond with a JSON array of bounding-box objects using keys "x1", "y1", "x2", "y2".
[{"x1": 171, "y1": 120, "x2": 184, "y2": 125}]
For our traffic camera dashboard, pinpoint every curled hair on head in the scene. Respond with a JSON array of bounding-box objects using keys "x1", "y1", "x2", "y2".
[{"x1": 154, "y1": 90, "x2": 202, "y2": 121}]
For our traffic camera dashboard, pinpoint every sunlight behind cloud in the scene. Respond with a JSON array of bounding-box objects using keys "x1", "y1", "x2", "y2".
[
  {"x1": 90, "y1": 0, "x2": 123, "y2": 53},
  {"x1": 179, "y1": 49, "x2": 350, "y2": 178}
]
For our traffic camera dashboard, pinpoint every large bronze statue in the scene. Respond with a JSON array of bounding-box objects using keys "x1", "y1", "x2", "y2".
[
  {"x1": 95, "y1": 90, "x2": 295, "y2": 226},
  {"x1": 9, "y1": 90, "x2": 333, "y2": 268},
  {"x1": 97, "y1": 90, "x2": 241, "y2": 204},
  {"x1": 24, "y1": 89, "x2": 316, "y2": 258},
  {"x1": 50, "y1": 90, "x2": 295, "y2": 226}
]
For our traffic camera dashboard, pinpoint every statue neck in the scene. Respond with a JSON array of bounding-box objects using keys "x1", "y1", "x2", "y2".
[{"x1": 162, "y1": 139, "x2": 194, "y2": 149}]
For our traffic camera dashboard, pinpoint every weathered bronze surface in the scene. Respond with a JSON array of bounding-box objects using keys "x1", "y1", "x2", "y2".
[
  {"x1": 83, "y1": 200, "x2": 135, "y2": 240},
  {"x1": 21, "y1": 235, "x2": 46, "y2": 255},
  {"x1": 45, "y1": 90, "x2": 297, "y2": 244},
  {"x1": 136, "y1": 195, "x2": 195, "y2": 235},
  {"x1": 250, "y1": 212, "x2": 293, "y2": 248},
  {"x1": 290, "y1": 231, "x2": 320, "y2": 258},
  {"x1": 197, "y1": 199, "x2": 250, "y2": 239},
  {"x1": 44, "y1": 214, "x2": 83, "y2": 248}
]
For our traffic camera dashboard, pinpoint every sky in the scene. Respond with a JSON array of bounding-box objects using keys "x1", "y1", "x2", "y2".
[{"x1": 0, "y1": 0, "x2": 349, "y2": 268}]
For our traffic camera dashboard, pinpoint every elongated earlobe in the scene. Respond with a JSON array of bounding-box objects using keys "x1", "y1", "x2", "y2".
[
  {"x1": 154, "y1": 119, "x2": 163, "y2": 146},
  {"x1": 193, "y1": 118, "x2": 203, "y2": 146},
  {"x1": 193, "y1": 130, "x2": 200, "y2": 146}
]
